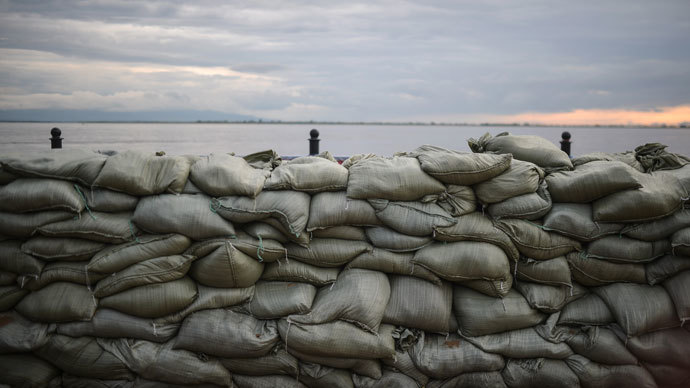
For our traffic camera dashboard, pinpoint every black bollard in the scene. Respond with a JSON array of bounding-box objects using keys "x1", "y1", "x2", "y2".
[
  {"x1": 309, "y1": 129, "x2": 320, "y2": 155},
  {"x1": 50, "y1": 127, "x2": 63, "y2": 149},
  {"x1": 560, "y1": 131, "x2": 571, "y2": 156}
]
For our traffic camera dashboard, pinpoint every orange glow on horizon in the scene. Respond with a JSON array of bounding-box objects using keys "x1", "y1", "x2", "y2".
[{"x1": 488, "y1": 105, "x2": 690, "y2": 126}]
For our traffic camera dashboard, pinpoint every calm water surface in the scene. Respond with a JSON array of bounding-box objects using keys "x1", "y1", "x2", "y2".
[{"x1": 0, "y1": 122, "x2": 688, "y2": 157}]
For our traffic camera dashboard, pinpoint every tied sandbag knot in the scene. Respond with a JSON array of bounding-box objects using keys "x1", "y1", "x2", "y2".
[
  {"x1": 256, "y1": 235, "x2": 265, "y2": 262},
  {"x1": 74, "y1": 184, "x2": 97, "y2": 220},
  {"x1": 128, "y1": 220, "x2": 141, "y2": 243}
]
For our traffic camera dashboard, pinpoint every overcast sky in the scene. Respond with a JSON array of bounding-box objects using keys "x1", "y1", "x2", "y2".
[{"x1": 1, "y1": 0, "x2": 689, "y2": 124}]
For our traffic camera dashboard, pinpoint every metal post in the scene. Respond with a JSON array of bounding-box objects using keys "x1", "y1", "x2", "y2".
[
  {"x1": 560, "y1": 131, "x2": 571, "y2": 156},
  {"x1": 50, "y1": 127, "x2": 63, "y2": 149},
  {"x1": 309, "y1": 129, "x2": 320, "y2": 155}
]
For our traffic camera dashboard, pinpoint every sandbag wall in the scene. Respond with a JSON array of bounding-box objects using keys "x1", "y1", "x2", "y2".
[{"x1": 0, "y1": 133, "x2": 689, "y2": 388}]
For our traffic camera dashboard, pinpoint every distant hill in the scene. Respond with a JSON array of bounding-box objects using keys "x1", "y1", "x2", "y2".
[{"x1": 0, "y1": 109, "x2": 259, "y2": 122}]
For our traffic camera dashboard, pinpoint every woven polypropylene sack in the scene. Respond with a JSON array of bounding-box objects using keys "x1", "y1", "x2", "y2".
[
  {"x1": 671, "y1": 227, "x2": 690, "y2": 257},
  {"x1": 260, "y1": 260, "x2": 339, "y2": 286},
  {"x1": 0, "y1": 210, "x2": 73, "y2": 238},
  {"x1": 557, "y1": 293, "x2": 614, "y2": 326},
  {"x1": 0, "y1": 178, "x2": 86, "y2": 214},
  {"x1": 511, "y1": 256, "x2": 572, "y2": 287},
  {"x1": 495, "y1": 219, "x2": 581, "y2": 260},
  {"x1": 0, "y1": 354, "x2": 60, "y2": 388},
  {"x1": 663, "y1": 270, "x2": 690, "y2": 322},
  {"x1": 82, "y1": 187, "x2": 139, "y2": 212},
  {"x1": 88, "y1": 234, "x2": 191, "y2": 274},
  {"x1": 307, "y1": 191, "x2": 381, "y2": 231},
  {"x1": 19, "y1": 261, "x2": 106, "y2": 291},
  {"x1": 0, "y1": 286, "x2": 29, "y2": 311},
  {"x1": 501, "y1": 358, "x2": 580, "y2": 388},
  {"x1": 368, "y1": 199, "x2": 456, "y2": 237},
  {"x1": 287, "y1": 347, "x2": 382, "y2": 379},
  {"x1": 220, "y1": 345, "x2": 299, "y2": 376},
  {"x1": 565, "y1": 326, "x2": 637, "y2": 365},
  {"x1": 0, "y1": 311, "x2": 51, "y2": 353},
  {"x1": 382, "y1": 275, "x2": 452, "y2": 333},
  {"x1": 646, "y1": 254, "x2": 690, "y2": 285},
  {"x1": 468, "y1": 132, "x2": 572, "y2": 171},
  {"x1": 464, "y1": 327, "x2": 573, "y2": 359},
  {"x1": 99, "y1": 276, "x2": 197, "y2": 319},
  {"x1": 0, "y1": 240, "x2": 45, "y2": 276},
  {"x1": 154, "y1": 284, "x2": 254, "y2": 325},
  {"x1": 345, "y1": 249, "x2": 442, "y2": 285},
  {"x1": 364, "y1": 226, "x2": 433, "y2": 252},
  {"x1": 564, "y1": 355, "x2": 657, "y2": 388},
  {"x1": 412, "y1": 144, "x2": 512, "y2": 185},
  {"x1": 352, "y1": 369, "x2": 419, "y2": 388},
  {"x1": 567, "y1": 252, "x2": 647, "y2": 286},
  {"x1": 433, "y1": 212, "x2": 519, "y2": 261},
  {"x1": 624, "y1": 210, "x2": 690, "y2": 241},
  {"x1": 413, "y1": 241, "x2": 511, "y2": 285},
  {"x1": 285, "y1": 238, "x2": 371, "y2": 268},
  {"x1": 514, "y1": 281, "x2": 569, "y2": 313},
  {"x1": 57, "y1": 308, "x2": 179, "y2": 343},
  {"x1": 473, "y1": 159, "x2": 543, "y2": 204},
  {"x1": 189, "y1": 153, "x2": 269, "y2": 197},
  {"x1": 545, "y1": 160, "x2": 642, "y2": 203},
  {"x1": 21, "y1": 236, "x2": 105, "y2": 262},
  {"x1": 0, "y1": 149, "x2": 107, "y2": 185},
  {"x1": 264, "y1": 155, "x2": 348, "y2": 192},
  {"x1": 188, "y1": 240, "x2": 263, "y2": 288},
  {"x1": 487, "y1": 181, "x2": 552, "y2": 220},
  {"x1": 244, "y1": 281, "x2": 316, "y2": 319},
  {"x1": 38, "y1": 211, "x2": 139, "y2": 244},
  {"x1": 15, "y1": 281, "x2": 96, "y2": 322},
  {"x1": 542, "y1": 203, "x2": 624, "y2": 242},
  {"x1": 585, "y1": 236, "x2": 670, "y2": 264}
]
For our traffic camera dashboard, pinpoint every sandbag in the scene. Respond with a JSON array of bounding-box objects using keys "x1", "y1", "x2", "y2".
[
  {"x1": 567, "y1": 252, "x2": 647, "y2": 286},
  {"x1": 81, "y1": 187, "x2": 139, "y2": 212},
  {"x1": 175, "y1": 309, "x2": 279, "y2": 358},
  {"x1": 565, "y1": 355, "x2": 657, "y2": 388},
  {"x1": 15, "y1": 282, "x2": 96, "y2": 322},
  {"x1": 37, "y1": 211, "x2": 139, "y2": 244},
  {"x1": 495, "y1": 219, "x2": 581, "y2": 260},
  {"x1": 288, "y1": 269, "x2": 390, "y2": 333},
  {"x1": 426, "y1": 371, "x2": 507, "y2": 388},
  {"x1": 572, "y1": 151, "x2": 644, "y2": 171},
  {"x1": 217, "y1": 231, "x2": 284, "y2": 263},
  {"x1": 0, "y1": 285, "x2": 29, "y2": 311},
  {"x1": 557, "y1": 293, "x2": 614, "y2": 326},
  {"x1": 511, "y1": 256, "x2": 572, "y2": 287},
  {"x1": 99, "y1": 276, "x2": 197, "y2": 319},
  {"x1": 307, "y1": 191, "x2": 381, "y2": 231},
  {"x1": 57, "y1": 308, "x2": 179, "y2": 343},
  {"x1": 18, "y1": 261, "x2": 106, "y2": 291},
  {"x1": 285, "y1": 238, "x2": 371, "y2": 267},
  {"x1": 646, "y1": 255, "x2": 690, "y2": 285},
  {"x1": 0, "y1": 271, "x2": 15, "y2": 286},
  {"x1": 352, "y1": 369, "x2": 418, "y2": 388},
  {"x1": 189, "y1": 153, "x2": 269, "y2": 197},
  {"x1": 133, "y1": 194, "x2": 235, "y2": 240},
  {"x1": 488, "y1": 181, "x2": 552, "y2": 220},
  {"x1": 0, "y1": 149, "x2": 107, "y2": 185},
  {"x1": 345, "y1": 249, "x2": 442, "y2": 285},
  {"x1": 154, "y1": 284, "x2": 254, "y2": 325},
  {"x1": 346, "y1": 156, "x2": 446, "y2": 201},
  {"x1": 501, "y1": 358, "x2": 580, "y2": 388},
  {"x1": 623, "y1": 209, "x2": 690, "y2": 241},
  {"x1": 473, "y1": 159, "x2": 543, "y2": 204},
  {"x1": 93, "y1": 150, "x2": 191, "y2": 195},
  {"x1": 261, "y1": 260, "x2": 338, "y2": 286},
  {"x1": 299, "y1": 362, "x2": 354, "y2": 388},
  {"x1": 413, "y1": 144, "x2": 512, "y2": 185},
  {"x1": 368, "y1": 199, "x2": 456, "y2": 237},
  {"x1": 88, "y1": 233, "x2": 191, "y2": 274},
  {"x1": 430, "y1": 184, "x2": 477, "y2": 217},
  {"x1": 663, "y1": 270, "x2": 690, "y2": 322},
  {"x1": 542, "y1": 203, "x2": 624, "y2": 242},
  {"x1": 594, "y1": 283, "x2": 679, "y2": 337},
  {"x1": 410, "y1": 332, "x2": 505, "y2": 380},
  {"x1": 382, "y1": 348, "x2": 429, "y2": 386},
  {"x1": 312, "y1": 225, "x2": 368, "y2": 241},
  {"x1": 0, "y1": 240, "x2": 45, "y2": 276},
  {"x1": 626, "y1": 327, "x2": 690, "y2": 369},
  {"x1": 233, "y1": 374, "x2": 306, "y2": 388},
  {"x1": 21, "y1": 236, "x2": 105, "y2": 262},
  {"x1": 546, "y1": 161, "x2": 642, "y2": 202},
  {"x1": 565, "y1": 326, "x2": 637, "y2": 365},
  {"x1": 464, "y1": 327, "x2": 573, "y2": 359},
  {"x1": 0, "y1": 178, "x2": 85, "y2": 213},
  {"x1": 213, "y1": 190, "x2": 310, "y2": 238},
  {"x1": 382, "y1": 275, "x2": 452, "y2": 333},
  {"x1": 244, "y1": 221, "x2": 290, "y2": 243},
  {"x1": 220, "y1": 345, "x2": 298, "y2": 376},
  {"x1": 0, "y1": 354, "x2": 60, "y2": 388},
  {"x1": 514, "y1": 281, "x2": 569, "y2": 313},
  {"x1": 433, "y1": 212, "x2": 519, "y2": 261},
  {"x1": 643, "y1": 362, "x2": 690, "y2": 388},
  {"x1": 454, "y1": 287, "x2": 545, "y2": 337},
  {"x1": 365, "y1": 226, "x2": 433, "y2": 252},
  {"x1": 585, "y1": 236, "x2": 670, "y2": 263},
  {"x1": 468, "y1": 132, "x2": 572, "y2": 171},
  {"x1": 0, "y1": 311, "x2": 51, "y2": 353},
  {"x1": 264, "y1": 156, "x2": 348, "y2": 192},
  {"x1": 188, "y1": 239, "x2": 263, "y2": 288},
  {"x1": 0, "y1": 210, "x2": 73, "y2": 238},
  {"x1": 287, "y1": 347, "x2": 382, "y2": 379},
  {"x1": 243, "y1": 281, "x2": 316, "y2": 319},
  {"x1": 459, "y1": 275, "x2": 513, "y2": 298},
  {"x1": 671, "y1": 227, "x2": 690, "y2": 257}
]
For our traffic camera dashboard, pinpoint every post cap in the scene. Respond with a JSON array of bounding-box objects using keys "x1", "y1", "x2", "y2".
[
  {"x1": 310, "y1": 129, "x2": 319, "y2": 139},
  {"x1": 51, "y1": 127, "x2": 62, "y2": 138},
  {"x1": 561, "y1": 131, "x2": 571, "y2": 141}
]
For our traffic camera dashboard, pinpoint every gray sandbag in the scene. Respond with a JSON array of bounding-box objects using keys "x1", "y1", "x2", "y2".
[
  {"x1": 214, "y1": 190, "x2": 310, "y2": 238},
  {"x1": 501, "y1": 358, "x2": 580, "y2": 388},
  {"x1": 410, "y1": 332, "x2": 505, "y2": 380},
  {"x1": 99, "y1": 276, "x2": 197, "y2": 319},
  {"x1": 36, "y1": 334, "x2": 134, "y2": 380},
  {"x1": 454, "y1": 287, "x2": 545, "y2": 337},
  {"x1": 18, "y1": 261, "x2": 106, "y2": 291},
  {"x1": 58, "y1": 308, "x2": 178, "y2": 342},
  {"x1": 382, "y1": 349, "x2": 429, "y2": 386},
  {"x1": 468, "y1": 132, "x2": 572, "y2": 171},
  {"x1": 188, "y1": 239, "x2": 263, "y2": 288},
  {"x1": 0, "y1": 178, "x2": 85, "y2": 213},
  {"x1": 220, "y1": 344, "x2": 298, "y2": 376},
  {"x1": 459, "y1": 275, "x2": 513, "y2": 298},
  {"x1": 542, "y1": 203, "x2": 624, "y2": 242},
  {"x1": 585, "y1": 236, "x2": 670, "y2": 263},
  {"x1": 154, "y1": 284, "x2": 254, "y2": 325},
  {"x1": 175, "y1": 309, "x2": 279, "y2": 358},
  {"x1": 133, "y1": 194, "x2": 235, "y2": 240},
  {"x1": 464, "y1": 327, "x2": 573, "y2": 359},
  {"x1": 671, "y1": 227, "x2": 690, "y2": 256},
  {"x1": 643, "y1": 363, "x2": 690, "y2": 388},
  {"x1": 37, "y1": 211, "x2": 139, "y2": 243},
  {"x1": 243, "y1": 149, "x2": 281, "y2": 170},
  {"x1": 663, "y1": 270, "x2": 690, "y2": 322},
  {"x1": 346, "y1": 249, "x2": 442, "y2": 285},
  {"x1": 433, "y1": 212, "x2": 519, "y2": 261},
  {"x1": 0, "y1": 210, "x2": 73, "y2": 238},
  {"x1": 244, "y1": 221, "x2": 290, "y2": 243},
  {"x1": 93, "y1": 150, "x2": 191, "y2": 195},
  {"x1": 0, "y1": 285, "x2": 29, "y2": 311},
  {"x1": 514, "y1": 281, "x2": 568, "y2": 313},
  {"x1": 661, "y1": 162, "x2": 690, "y2": 193},
  {"x1": 593, "y1": 171, "x2": 688, "y2": 223},
  {"x1": 368, "y1": 199, "x2": 456, "y2": 237},
  {"x1": 594, "y1": 283, "x2": 679, "y2": 337},
  {"x1": 0, "y1": 311, "x2": 51, "y2": 353},
  {"x1": 626, "y1": 327, "x2": 690, "y2": 369},
  {"x1": 15, "y1": 282, "x2": 96, "y2": 322},
  {"x1": 365, "y1": 226, "x2": 433, "y2": 252},
  {"x1": 488, "y1": 181, "x2": 552, "y2": 220},
  {"x1": 189, "y1": 153, "x2": 269, "y2": 197},
  {"x1": 347, "y1": 156, "x2": 446, "y2": 201},
  {"x1": 565, "y1": 354, "x2": 657, "y2": 388},
  {"x1": 288, "y1": 269, "x2": 390, "y2": 333},
  {"x1": 277, "y1": 319, "x2": 395, "y2": 359},
  {"x1": 308, "y1": 191, "x2": 381, "y2": 231},
  {"x1": 546, "y1": 161, "x2": 642, "y2": 203},
  {"x1": 572, "y1": 151, "x2": 644, "y2": 171},
  {"x1": 21, "y1": 236, "x2": 105, "y2": 262},
  {"x1": 312, "y1": 226, "x2": 368, "y2": 241},
  {"x1": 352, "y1": 369, "x2": 418, "y2": 388},
  {"x1": 495, "y1": 219, "x2": 581, "y2": 260},
  {"x1": 413, "y1": 144, "x2": 512, "y2": 185},
  {"x1": 0, "y1": 240, "x2": 45, "y2": 276},
  {"x1": 623, "y1": 209, "x2": 690, "y2": 241},
  {"x1": 299, "y1": 363, "x2": 354, "y2": 388},
  {"x1": 473, "y1": 159, "x2": 544, "y2": 204},
  {"x1": 0, "y1": 354, "x2": 60, "y2": 388},
  {"x1": 426, "y1": 371, "x2": 507, "y2": 388},
  {"x1": 565, "y1": 326, "x2": 637, "y2": 365},
  {"x1": 81, "y1": 187, "x2": 139, "y2": 212},
  {"x1": 286, "y1": 238, "x2": 371, "y2": 267},
  {"x1": 287, "y1": 347, "x2": 382, "y2": 379},
  {"x1": 242, "y1": 281, "x2": 316, "y2": 319},
  {"x1": 265, "y1": 156, "x2": 348, "y2": 192},
  {"x1": 88, "y1": 233, "x2": 191, "y2": 274},
  {"x1": 260, "y1": 217, "x2": 312, "y2": 245},
  {"x1": 383, "y1": 275, "x2": 452, "y2": 333},
  {"x1": 646, "y1": 255, "x2": 690, "y2": 285},
  {"x1": 511, "y1": 256, "x2": 572, "y2": 287},
  {"x1": 429, "y1": 184, "x2": 477, "y2": 217},
  {"x1": 60, "y1": 375, "x2": 136, "y2": 388},
  {"x1": 261, "y1": 259, "x2": 339, "y2": 286},
  {"x1": 94, "y1": 254, "x2": 195, "y2": 298},
  {"x1": 0, "y1": 167, "x2": 15, "y2": 184},
  {"x1": 557, "y1": 293, "x2": 614, "y2": 326},
  {"x1": 0, "y1": 149, "x2": 107, "y2": 185},
  {"x1": 413, "y1": 241, "x2": 511, "y2": 286},
  {"x1": 566, "y1": 252, "x2": 646, "y2": 286},
  {"x1": 98, "y1": 338, "x2": 233, "y2": 387},
  {"x1": 0, "y1": 271, "x2": 15, "y2": 286},
  {"x1": 233, "y1": 374, "x2": 306, "y2": 388},
  {"x1": 635, "y1": 142, "x2": 690, "y2": 172}
]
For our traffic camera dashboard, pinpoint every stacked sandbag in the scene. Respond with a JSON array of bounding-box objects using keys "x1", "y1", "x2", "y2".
[{"x1": 0, "y1": 139, "x2": 688, "y2": 388}]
